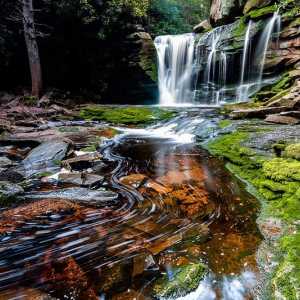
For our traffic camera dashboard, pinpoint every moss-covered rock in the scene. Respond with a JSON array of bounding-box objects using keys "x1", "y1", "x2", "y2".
[
  {"x1": 272, "y1": 232, "x2": 300, "y2": 300},
  {"x1": 284, "y1": 144, "x2": 300, "y2": 160},
  {"x1": 152, "y1": 263, "x2": 207, "y2": 298},
  {"x1": 205, "y1": 125, "x2": 300, "y2": 299},
  {"x1": 79, "y1": 106, "x2": 176, "y2": 125},
  {"x1": 243, "y1": 0, "x2": 272, "y2": 14},
  {"x1": 247, "y1": 4, "x2": 277, "y2": 19}
]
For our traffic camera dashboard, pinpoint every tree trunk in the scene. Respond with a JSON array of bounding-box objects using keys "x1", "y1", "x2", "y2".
[{"x1": 22, "y1": 0, "x2": 42, "y2": 98}]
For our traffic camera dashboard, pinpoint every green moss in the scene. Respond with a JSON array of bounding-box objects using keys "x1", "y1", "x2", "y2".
[
  {"x1": 22, "y1": 95, "x2": 38, "y2": 106},
  {"x1": 272, "y1": 232, "x2": 300, "y2": 300},
  {"x1": 218, "y1": 120, "x2": 232, "y2": 129},
  {"x1": 248, "y1": 4, "x2": 277, "y2": 19},
  {"x1": 263, "y1": 158, "x2": 300, "y2": 182},
  {"x1": 152, "y1": 263, "x2": 207, "y2": 298},
  {"x1": 284, "y1": 144, "x2": 300, "y2": 160},
  {"x1": 80, "y1": 106, "x2": 176, "y2": 125},
  {"x1": 206, "y1": 128, "x2": 300, "y2": 298},
  {"x1": 80, "y1": 144, "x2": 97, "y2": 152},
  {"x1": 232, "y1": 17, "x2": 247, "y2": 37},
  {"x1": 251, "y1": 72, "x2": 295, "y2": 103}
]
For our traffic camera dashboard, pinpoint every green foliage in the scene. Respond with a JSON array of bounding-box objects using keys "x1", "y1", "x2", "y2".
[
  {"x1": 149, "y1": 0, "x2": 210, "y2": 35},
  {"x1": 80, "y1": 106, "x2": 176, "y2": 124}
]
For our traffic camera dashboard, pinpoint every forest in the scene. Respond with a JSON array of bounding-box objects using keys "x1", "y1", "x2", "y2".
[{"x1": 0, "y1": 0, "x2": 299, "y2": 299}]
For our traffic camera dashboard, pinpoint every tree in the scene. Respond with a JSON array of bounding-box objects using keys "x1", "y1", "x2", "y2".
[{"x1": 22, "y1": 0, "x2": 42, "y2": 97}]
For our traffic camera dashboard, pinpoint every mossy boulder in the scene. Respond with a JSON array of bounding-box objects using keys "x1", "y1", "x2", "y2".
[
  {"x1": 152, "y1": 263, "x2": 207, "y2": 298},
  {"x1": 247, "y1": 4, "x2": 277, "y2": 19},
  {"x1": 80, "y1": 106, "x2": 176, "y2": 125},
  {"x1": 272, "y1": 232, "x2": 300, "y2": 300},
  {"x1": 243, "y1": 0, "x2": 272, "y2": 14},
  {"x1": 284, "y1": 144, "x2": 300, "y2": 160}
]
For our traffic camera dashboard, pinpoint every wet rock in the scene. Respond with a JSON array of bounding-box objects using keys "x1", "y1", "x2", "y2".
[
  {"x1": 20, "y1": 140, "x2": 69, "y2": 177},
  {"x1": 0, "y1": 181, "x2": 24, "y2": 201},
  {"x1": 243, "y1": 0, "x2": 272, "y2": 14},
  {"x1": 152, "y1": 263, "x2": 207, "y2": 298},
  {"x1": 58, "y1": 173, "x2": 104, "y2": 186},
  {"x1": 92, "y1": 161, "x2": 111, "y2": 173},
  {"x1": 210, "y1": 0, "x2": 244, "y2": 25},
  {"x1": 0, "y1": 168, "x2": 25, "y2": 183},
  {"x1": 230, "y1": 106, "x2": 292, "y2": 119},
  {"x1": 259, "y1": 218, "x2": 283, "y2": 240},
  {"x1": 265, "y1": 114, "x2": 300, "y2": 125},
  {"x1": 144, "y1": 180, "x2": 172, "y2": 194},
  {"x1": 26, "y1": 187, "x2": 118, "y2": 206},
  {"x1": 62, "y1": 152, "x2": 101, "y2": 170},
  {"x1": 112, "y1": 289, "x2": 149, "y2": 300},
  {"x1": 119, "y1": 174, "x2": 147, "y2": 188},
  {"x1": 0, "y1": 156, "x2": 13, "y2": 168},
  {"x1": 193, "y1": 20, "x2": 212, "y2": 33},
  {"x1": 0, "y1": 118, "x2": 11, "y2": 133}
]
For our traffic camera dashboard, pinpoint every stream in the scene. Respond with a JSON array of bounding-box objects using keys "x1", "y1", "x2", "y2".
[{"x1": 0, "y1": 109, "x2": 263, "y2": 300}]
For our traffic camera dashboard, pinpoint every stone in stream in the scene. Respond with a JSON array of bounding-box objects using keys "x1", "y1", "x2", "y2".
[
  {"x1": 152, "y1": 263, "x2": 207, "y2": 298},
  {"x1": 0, "y1": 181, "x2": 24, "y2": 202},
  {"x1": 0, "y1": 156, "x2": 13, "y2": 168},
  {"x1": 58, "y1": 173, "x2": 104, "y2": 186},
  {"x1": 265, "y1": 114, "x2": 300, "y2": 125},
  {"x1": 26, "y1": 187, "x2": 118, "y2": 206},
  {"x1": 17, "y1": 139, "x2": 69, "y2": 178}
]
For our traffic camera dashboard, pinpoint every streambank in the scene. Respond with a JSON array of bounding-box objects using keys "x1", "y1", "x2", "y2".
[{"x1": 204, "y1": 118, "x2": 300, "y2": 299}]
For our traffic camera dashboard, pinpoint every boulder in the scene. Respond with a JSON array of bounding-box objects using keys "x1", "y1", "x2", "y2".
[
  {"x1": 20, "y1": 140, "x2": 69, "y2": 177},
  {"x1": 230, "y1": 106, "x2": 291, "y2": 119},
  {"x1": 26, "y1": 187, "x2": 118, "y2": 206},
  {"x1": 265, "y1": 114, "x2": 300, "y2": 125},
  {"x1": 243, "y1": 0, "x2": 272, "y2": 14},
  {"x1": 119, "y1": 174, "x2": 147, "y2": 188},
  {"x1": 0, "y1": 181, "x2": 24, "y2": 201},
  {"x1": 193, "y1": 20, "x2": 212, "y2": 33},
  {"x1": 210, "y1": 0, "x2": 246, "y2": 25},
  {"x1": 58, "y1": 173, "x2": 104, "y2": 186}
]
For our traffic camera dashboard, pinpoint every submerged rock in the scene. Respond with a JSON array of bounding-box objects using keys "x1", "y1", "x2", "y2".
[
  {"x1": 0, "y1": 156, "x2": 13, "y2": 168},
  {"x1": 0, "y1": 181, "x2": 24, "y2": 202},
  {"x1": 152, "y1": 263, "x2": 207, "y2": 298},
  {"x1": 19, "y1": 140, "x2": 69, "y2": 177},
  {"x1": 58, "y1": 173, "x2": 104, "y2": 186},
  {"x1": 26, "y1": 187, "x2": 118, "y2": 206}
]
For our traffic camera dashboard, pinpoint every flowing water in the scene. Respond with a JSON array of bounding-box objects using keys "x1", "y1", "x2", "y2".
[
  {"x1": 155, "y1": 13, "x2": 281, "y2": 106},
  {"x1": 0, "y1": 110, "x2": 263, "y2": 300}
]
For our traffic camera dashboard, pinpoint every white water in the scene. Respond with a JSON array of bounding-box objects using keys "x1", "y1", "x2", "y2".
[
  {"x1": 154, "y1": 34, "x2": 196, "y2": 106},
  {"x1": 155, "y1": 13, "x2": 281, "y2": 106},
  {"x1": 255, "y1": 12, "x2": 281, "y2": 83}
]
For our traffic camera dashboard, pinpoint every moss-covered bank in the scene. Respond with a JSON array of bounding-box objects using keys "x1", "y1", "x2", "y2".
[
  {"x1": 79, "y1": 106, "x2": 176, "y2": 125},
  {"x1": 205, "y1": 124, "x2": 300, "y2": 299}
]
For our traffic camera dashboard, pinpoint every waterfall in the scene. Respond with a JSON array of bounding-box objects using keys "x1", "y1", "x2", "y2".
[
  {"x1": 154, "y1": 12, "x2": 281, "y2": 106},
  {"x1": 237, "y1": 21, "x2": 253, "y2": 102},
  {"x1": 154, "y1": 34, "x2": 196, "y2": 106},
  {"x1": 255, "y1": 12, "x2": 281, "y2": 83}
]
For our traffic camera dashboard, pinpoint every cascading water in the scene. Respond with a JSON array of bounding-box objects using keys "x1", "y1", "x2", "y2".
[
  {"x1": 237, "y1": 21, "x2": 253, "y2": 102},
  {"x1": 154, "y1": 34, "x2": 196, "y2": 106},
  {"x1": 255, "y1": 11, "x2": 281, "y2": 83},
  {"x1": 154, "y1": 12, "x2": 281, "y2": 106}
]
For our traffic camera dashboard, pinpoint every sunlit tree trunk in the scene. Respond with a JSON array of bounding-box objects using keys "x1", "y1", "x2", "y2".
[{"x1": 22, "y1": 0, "x2": 42, "y2": 98}]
